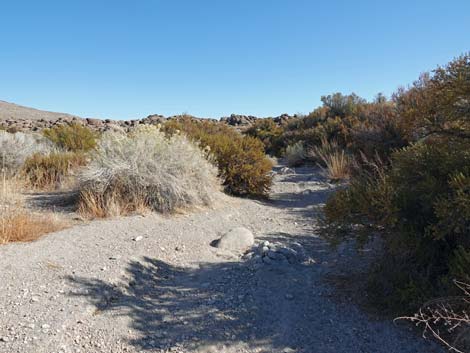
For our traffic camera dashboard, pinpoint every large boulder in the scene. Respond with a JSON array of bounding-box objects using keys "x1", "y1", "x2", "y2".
[{"x1": 215, "y1": 227, "x2": 254, "y2": 252}]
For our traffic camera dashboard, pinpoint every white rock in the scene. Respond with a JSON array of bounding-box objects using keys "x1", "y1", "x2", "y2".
[{"x1": 215, "y1": 227, "x2": 254, "y2": 252}]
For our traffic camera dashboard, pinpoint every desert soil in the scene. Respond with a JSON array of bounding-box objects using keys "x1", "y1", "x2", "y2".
[{"x1": 0, "y1": 166, "x2": 443, "y2": 353}]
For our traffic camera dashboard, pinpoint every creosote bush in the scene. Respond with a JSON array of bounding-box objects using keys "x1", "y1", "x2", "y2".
[
  {"x1": 78, "y1": 126, "x2": 220, "y2": 218},
  {"x1": 163, "y1": 117, "x2": 273, "y2": 197},
  {"x1": 43, "y1": 123, "x2": 97, "y2": 152}
]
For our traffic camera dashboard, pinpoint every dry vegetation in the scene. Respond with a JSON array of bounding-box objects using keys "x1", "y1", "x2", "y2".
[
  {"x1": 0, "y1": 177, "x2": 66, "y2": 244},
  {"x1": 0, "y1": 53, "x2": 468, "y2": 352},
  {"x1": 241, "y1": 54, "x2": 470, "y2": 351},
  {"x1": 78, "y1": 126, "x2": 220, "y2": 218}
]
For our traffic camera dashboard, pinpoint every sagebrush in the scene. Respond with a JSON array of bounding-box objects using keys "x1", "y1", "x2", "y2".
[
  {"x1": 78, "y1": 126, "x2": 220, "y2": 217},
  {"x1": 0, "y1": 131, "x2": 52, "y2": 176}
]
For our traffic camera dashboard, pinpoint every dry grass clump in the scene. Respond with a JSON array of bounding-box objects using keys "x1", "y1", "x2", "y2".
[
  {"x1": 308, "y1": 138, "x2": 351, "y2": 181},
  {"x1": 22, "y1": 152, "x2": 87, "y2": 189},
  {"x1": 0, "y1": 212, "x2": 66, "y2": 244},
  {"x1": 0, "y1": 177, "x2": 66, "y2": 244},
  {"x1": 0, "y1": 131, "x2": 52, "y2": 176},
  {"x1": 78, "y1": 126, "x2": 220, "y2": 218}
]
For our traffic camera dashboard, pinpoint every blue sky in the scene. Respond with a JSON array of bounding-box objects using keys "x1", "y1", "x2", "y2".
[{"x1": 1, "y1": 0, "x2": 469, "y2": 119}]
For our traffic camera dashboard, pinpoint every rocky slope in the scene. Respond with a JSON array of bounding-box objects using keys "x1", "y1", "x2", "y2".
[{"x1": 0, "y1": 100, "x2": 296, "y2": 132}]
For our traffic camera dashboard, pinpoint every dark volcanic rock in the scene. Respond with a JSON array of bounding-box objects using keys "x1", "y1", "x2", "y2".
[{"x1": 0, "y1": 100, "x2": 297, "y2": 132}]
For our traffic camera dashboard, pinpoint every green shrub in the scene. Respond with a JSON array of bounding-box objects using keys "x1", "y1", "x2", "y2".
[
  {"x1": 244, "y1": 118, "x2": 285, "y2": 156},
  {"x1": 43, "y1": 123, "x2": 97, "y2": 152},
  {"x1": 325, "y1": 139, "x2": 470, "y2": 311},
  {"x1": 324, "y1": 55, "x2": 470, "y2": 316},
  {"x1": 163, "y1": 117, "x2": 273, "y2": 197},
  {"x1": 22, "y1": 152, "x2": 87, "y2": 189}
]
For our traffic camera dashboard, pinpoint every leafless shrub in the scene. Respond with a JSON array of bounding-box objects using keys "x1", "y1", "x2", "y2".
[{"x1": 396, "y1": 281, "x2": 470, "y2": 353}]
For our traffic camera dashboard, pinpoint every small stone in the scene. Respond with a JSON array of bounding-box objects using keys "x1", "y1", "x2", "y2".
[
  {"x1": 0, "y1": 337, "x2": 10, "y2": 342},
  {"x1": 133, "y1": 236, "x2": 143, "y2": 242},
  {"x1": 41, "y1": 324, "x2": 50, "y2": 330}
]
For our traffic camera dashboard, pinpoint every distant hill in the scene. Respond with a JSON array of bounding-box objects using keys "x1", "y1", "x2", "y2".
[
  {"x1": 0, "y1": 99, "x2": 295, "y2": 132},
  {"x1": 0, "y1": 100, "x2": 81, "y2": 121}
]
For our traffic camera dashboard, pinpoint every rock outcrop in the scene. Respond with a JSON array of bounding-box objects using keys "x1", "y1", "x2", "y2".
[{"x1": 0, "y1": 100, "x2": 296, "y2": 132}]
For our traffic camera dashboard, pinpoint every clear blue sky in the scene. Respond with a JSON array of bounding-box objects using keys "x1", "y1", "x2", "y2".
[{"x1": 1, "y1": 0, "x2": 469, "y2": 119}]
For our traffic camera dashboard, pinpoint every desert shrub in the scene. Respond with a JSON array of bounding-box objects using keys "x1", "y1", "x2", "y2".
[
  {"x1": 285, "y1": 142, "x2": 306, "y2": 167},
  {"x1": 244, "y1": 118, "x2": 285, "y2": 156},
  {"x1": 325, "y1": 140, "x2": 470, "y2": 311},
  {"x1": 324, "y1": 55, "x2": 470, "y2": 321},
  {"x1": 78, "y1": 126, "x2": 220, "y2": 218},
  {"x1": 275, "y1": 93, "x2": 407, "y2": 165},
  {"x1": 163, "y1": 118, "x2": 273, "y2": 197},
  {"x1": 394, "y1": 54, "x2": 470, "y2": 141},
  {"x1": 43, "y1": 123, "x2": 97, "y2": 152},
  {"x1": 0, "y1": 131, "x2": 52, "y2": 176},
  {"x1": 277, "y1": 93, "x2": 367, "y2": 152},
  {"x1": 349, "y1": 102, "x2": 407, "y2": 160},
  {"x1": 22, "y1": 152, "x2": 87, "y2": 189}
]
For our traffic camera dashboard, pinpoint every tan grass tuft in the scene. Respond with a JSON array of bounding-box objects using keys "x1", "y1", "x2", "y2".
[{"x1": 1, "y1": 175, "x2": 68, "y2": 244}]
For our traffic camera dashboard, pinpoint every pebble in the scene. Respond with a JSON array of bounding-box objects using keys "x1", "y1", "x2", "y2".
[{"x1": 133, "y1": 236, "x2": 143, "y2": 242}]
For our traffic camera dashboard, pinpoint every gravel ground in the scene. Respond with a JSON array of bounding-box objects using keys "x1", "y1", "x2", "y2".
[{"x1": 0, "y1": 166, "x2": 443, "y2": 353}]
